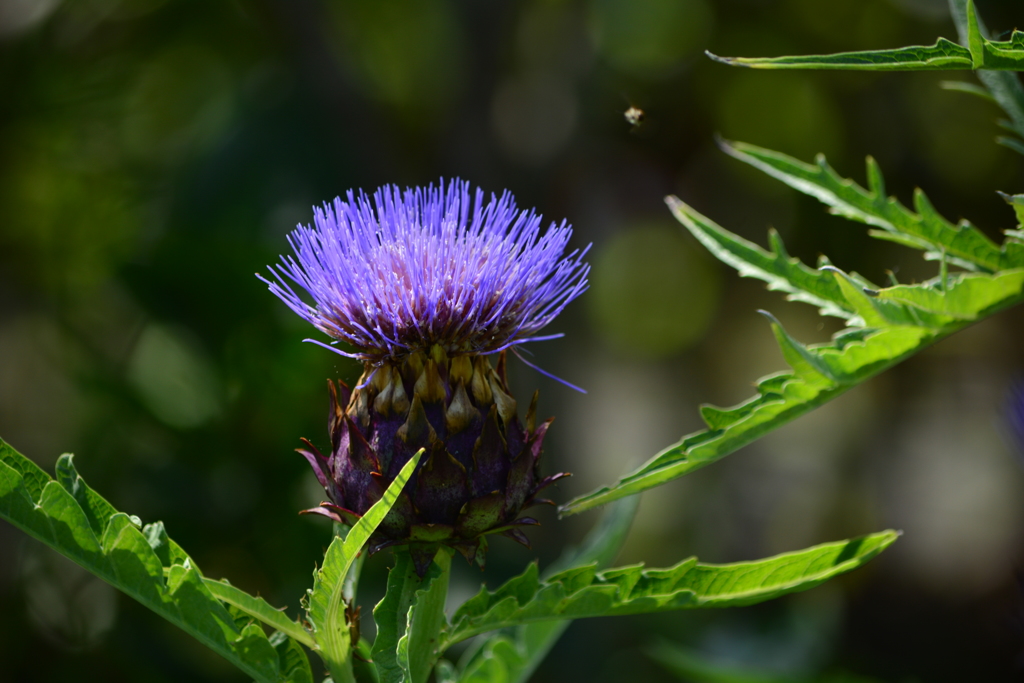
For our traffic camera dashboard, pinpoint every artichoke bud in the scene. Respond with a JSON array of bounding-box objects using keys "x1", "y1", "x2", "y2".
[{"x1": 299, "y1": 346, "x2": 568, "y2": 575}]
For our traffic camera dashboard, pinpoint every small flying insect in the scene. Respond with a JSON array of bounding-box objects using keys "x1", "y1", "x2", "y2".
[{"x1": 623, "y1": 105, "x2": 645, "y2": 131}]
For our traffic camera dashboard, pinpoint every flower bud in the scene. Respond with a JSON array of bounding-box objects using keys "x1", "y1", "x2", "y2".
[{"x1": 300, "y1": 348, "x2": 567, "y2": 574}]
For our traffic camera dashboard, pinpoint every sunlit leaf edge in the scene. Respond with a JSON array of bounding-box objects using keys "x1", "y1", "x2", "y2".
[
  {"x1": 440, "y1": 531, "x2": 898, "y2": 647},
  {"x1": 706, "y1": 5, "x2": 1024, "y2": 73},
  {"x1": 307, "y1": 451, "x2": 423, "y2": 683},
  {"x1": 559, "y1": 146, "x2": 1024, "y2": 516},
  {"x1": 450, "y1": 496, "x2": 640, "y2": 683},
  {"x1": 0, "y1": 438, "x2": 313, "y2": 683}
]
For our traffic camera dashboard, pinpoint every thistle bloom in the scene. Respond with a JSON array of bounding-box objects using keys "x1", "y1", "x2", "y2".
[{"x1": 261, "y1": 179, "x2": 589, "y2": 573}]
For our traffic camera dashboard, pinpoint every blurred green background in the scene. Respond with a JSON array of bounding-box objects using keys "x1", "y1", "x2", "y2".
[{"x1": 2, "y1": 0, "x2": 1024, "y2": 681}]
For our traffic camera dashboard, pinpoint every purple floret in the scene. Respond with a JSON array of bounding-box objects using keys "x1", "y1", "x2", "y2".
[{"x1": 260, "y1": 179, "x2": 590, "y2": 363}]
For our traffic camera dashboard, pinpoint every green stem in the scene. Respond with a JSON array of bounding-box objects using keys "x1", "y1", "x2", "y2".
[
  {"x1": 322, "y1": 609, "x2": 356, "y2": 683},
  {"x1": 949, "y1": 0, "x2": 1024, "y2": 142},
  {"x1": 337, "y1": 521, "x2": 365, "y2": 604},
  {"x1": 403, "y1": 549, "x2": 451, "y2": 683},
  {"x1": 371, "y1": 547, "x2": 452, "y2": 683},
  {"x1": 320, "y1": 526, "x2": 360, "y2": 683}
]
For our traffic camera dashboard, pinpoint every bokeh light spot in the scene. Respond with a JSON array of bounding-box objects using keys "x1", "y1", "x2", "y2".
[
  {"x1": 127, "y1": 324, "x2": 222, "y2": 430},
  {"x1": 589, "y1": 223, "x2": 721, "y2": 358},
  {"x1": 123, "y1": 44, "x2": 234, "y2": 162},
  {"x1": 717, "y1": 71, "x2": 844, "y2": 162},
  {"x1": 491, "y1": 73, "x2": 578, "y2": 166},
  {"x1": 329, "y1": 0, "x2": 465, "y2": 119},
  {"x1": 588, "y1": 0, "x2": 713, "y2": 78}
]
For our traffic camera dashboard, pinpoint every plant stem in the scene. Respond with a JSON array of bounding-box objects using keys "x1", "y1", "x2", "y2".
[
  {"x1": 370, "y1": 547, "x2": 452, "y2": 683},
  {"x1": 403, "y1": 549, "x2": 451, "y2": 683},
  {"x1": 321, "y1": 525, "x2": 360, "y2": 683},
  {"x1": 948, "y1": 0, "x2": 1024, "y2": 142},
  {"x1": 337, "y1": 521, "x2": 365, "y2": 603}
]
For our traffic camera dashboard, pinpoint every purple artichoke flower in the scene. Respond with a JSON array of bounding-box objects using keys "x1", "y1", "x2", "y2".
[{"x1": 261, "y1": 179, "x2": 589, "y2": 574}]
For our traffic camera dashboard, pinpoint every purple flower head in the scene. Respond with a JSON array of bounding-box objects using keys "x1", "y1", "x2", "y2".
[{"x1": 260, "y1": 179, "x2": 590, "y2": 365}]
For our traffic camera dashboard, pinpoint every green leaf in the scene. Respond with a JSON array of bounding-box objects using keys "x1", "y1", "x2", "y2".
[
  {"x1": 0, "y1": 439, "x2": 313, "y2": 683},
  {"x1": 940, "y1": 80, "x2": 998, "y2": 103},
  {"x1": 717, "y1": 140, "x2": 1021, "y2": 273},
  {"x1": 705, "y1": 18, "x2": 1024, "y2": 72},
  {"x1": 273, "y1": 631, "x2": 317, "y2": 683},
  {"x1": 558, "y1": 324, "x2": 926, "y2": 515},
  {"x1": 999, "y1": 191, "x2": 1024, "y2": 230},
  {"x1": 396, "y1": 550, "x2": 451, "y2": 683},
  {"x1": 342, "y1": 450, "x2": 423, "y2": 571},
  {"x1": 966, "y1": 0, "x2": 986, "y2": 68},
  {"x1": 353, "y1": 637, "x2": 381, "y2": 683},
  {"x1": 307, "y1": 451, "x2": 423, "y2": 683},
  {"x1": 440, "y1": 532, "x2": 898, "y2": 646},
  {"x1": 371, "y1": 549, "x2": 446, "y2": 683},
  {"x1": 873, "y1": 270, "x2": 1024, "y2": 318},
  {"x1": 950, "y1": 0, "x2": 1024, "y2": 153},
  {"x1": 560, "y1": 150, "x2": 1024, "y2": 515},
  {"x1": 456, "y1": 636, "x2": 522, "y2": 683},
  {"x1": 371, "y1": 551, "x2": 419, "y2": 683},
  {"x1": 706, "y1": 38, "x2": 974, "y2": 71},
  {"x1": 452, "y1": 496, "x2": 640, "y2": 683},
  {"x1": 709, "y1": 0, "x2": 1024, "y2": 153},
  {"x1": 667, "y1": 197, "x2": 855, "y2": 321},
  {"x1": 307, "y1": 538, "x2": 359, "y2": 683},
  {"x1": 203, "y1": 578, "x2": 315, "y2": 649}
]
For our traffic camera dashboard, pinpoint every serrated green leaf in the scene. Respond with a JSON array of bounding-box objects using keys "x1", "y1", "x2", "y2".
[
  {"x1": 307, "y1": 537, "x2": 358, "y2": 683},
  {"x1": 950, "y1": 0, "x2": 1024, "y2": 153},
  {"x1": 342, "y1": 450, "x2": 423, "y2": 569},
  {"x1": 452, "y1": 497, "x2": 639, "y2": 683},
  {"x1": 0, "y1": 439, "x2": 312, "y2": 683},
  {"x1": 999, "y1": 192, "x2": 1024, "y2": 229},
  {"x1": 307, "y1": 451, "x2": 423, "y2": 683},
  {"x1": 457, "y1": 637, "x2": 521, "y2": 683},
  {"x1": 706, "y1": 38, "x2": 973, "y2": 71},
  {"x1": 561, "y1": 170, "x2": 1024, "y2": 515},
  {"x1": 272, "y1": 631, "x2": 316, "y2": 683},
  {"x1": 372, "y1": 550, "x2": 443, "y2": 683},
  {"x1": 874, "y1": 270, "x2": 1024, "y2": 318},
  {"x1": 709, "y1": 0, "x2": 1024, "y2": 153},
  {"x1": 998, "y1": 134, "x2": 1024, "y2": 156},
  {"x1": 705, "y1": 18, "x2": 1024, "y2": 72},
  {"x1": 439, "y1": 532, "x2": 897, "y2": 646},
  {"x1": 396, "y1": 550, "x2": 451, "y2": 683},
  {"x1": 666, "y1": 197, "x2": 855, "y2": 321},
  {"x1": 718, "y1": 141, "x2": 1020, "y2": 272},
  {"x1": 940, "y1": 79, "x2": 998, "y2": 103},
  {"x1": 204, "y1": 578, "x2": 315, "y2": 649}
]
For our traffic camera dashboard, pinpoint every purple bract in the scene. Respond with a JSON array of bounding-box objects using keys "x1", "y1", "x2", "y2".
[{"x1": 260, "y1": 179, "x2": 589, "y2": 364}]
